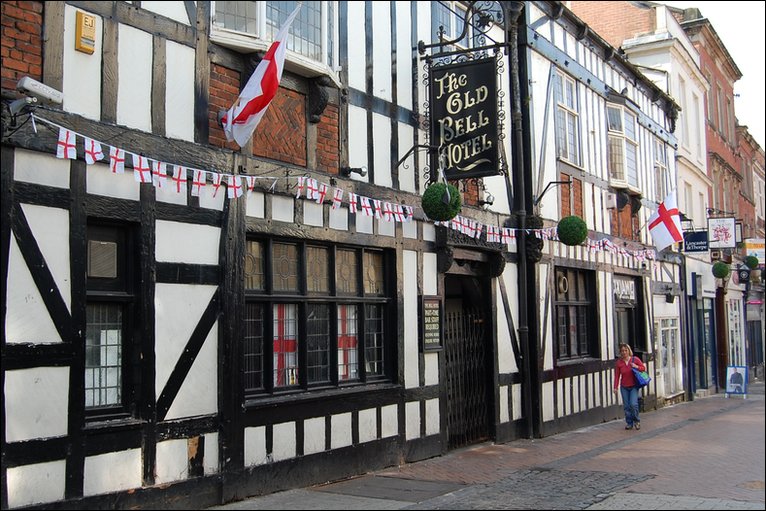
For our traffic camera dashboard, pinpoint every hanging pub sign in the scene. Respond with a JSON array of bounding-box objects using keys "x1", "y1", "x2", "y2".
[{"x1": 430, "y1": 57, "x2": 499, "y2": 180}]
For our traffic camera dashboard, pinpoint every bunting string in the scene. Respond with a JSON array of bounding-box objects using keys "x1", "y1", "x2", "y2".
[{"x1": 30, "y1": 113, "x2": 656, "y2": 261}]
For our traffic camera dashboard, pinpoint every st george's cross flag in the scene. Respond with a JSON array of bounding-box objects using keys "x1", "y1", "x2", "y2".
[
  {"x1": 220, "y1": 5, "x2": 301, "y2": 147},
  {"x1": 648, "y1": 190, "x2": 684, "y2": 252}
]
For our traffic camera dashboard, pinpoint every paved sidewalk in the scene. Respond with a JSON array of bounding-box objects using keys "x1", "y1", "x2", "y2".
[{"x1": 211, "y1": 381, "x2": 765, "y2": 510}]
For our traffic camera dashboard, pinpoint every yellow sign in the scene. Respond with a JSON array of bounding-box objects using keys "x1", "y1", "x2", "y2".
[{"x1": 75, "y1": 11, "x2": 96, "y2": 54}]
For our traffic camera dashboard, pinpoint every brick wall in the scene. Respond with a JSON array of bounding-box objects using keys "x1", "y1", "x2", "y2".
[
  {"x1": 253, "y1": 89, "x2": 307, "y2": 166},
  {"x1": 315, "y1": 104, "x2": 339, "y2": 173},
  {"x1": 1, "y1": 1, "x2": 43, "y2": 91},
  {"x1": 567, "y1": 1, "x2": 655, "y2": 50}
]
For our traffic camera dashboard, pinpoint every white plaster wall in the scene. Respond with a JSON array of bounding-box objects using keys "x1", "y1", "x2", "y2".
[
  {"x1": 5, "y1": 238, "x2": 62, "y2": 344},
  {"x1": 373, "y1": 112, "x2": 392, "y2": 188},
  {"x1": 403, "y1": 250, "x2": 419, "y2": 388},
  {"x1": 512, "y1": 383, "x2": 521, "y2": 421},
  {"x1": 155, "y1": 439, "x2": 188, "y2": 484},
  {"x1": 329, "y1": 205, "x2": 348, "y2": 231},
  {"x1": 198, "y1": 181, "x2": 225, "y2": 211},
  {"x1": 331, "y1": 412, "x2": 352, "y2": 449},
  {"x1": 379, "y1": 217, "x2": 395, "y2": 237},
  {"x1": 422, "y1": 222, "x2": 435, "y2": 242},
  {"x1": 246, "y1": 190, "x2": 265, "y2": 218},
  {"x1": 347, "y1": 105, "x2": 368, "y2": 183},
  {"x1": 245, "y1": 426, "x2": 268, "y2": 467},
  {"x1": 424, "y1": 352, "x2": 438, "y2": 385},
  {"x1": 542, "y1": 381, "x2": 554, "y2": 422},
  {"x1": 499, "y1": 385, "x2": 510, "y2": 423},
  {"x1": 425, "y1": 398, "x2": 439, "y2": 436},
  {"x1": 272, "y1": 422, "x2": 296, "y2": 462},
  {"x1": 304, "y1": 200, "x2": 324, "y2": 227},
  {"x1": 140, "y1": 1, "x2": 191, "y2": 25},
  {"x1": 63, "y1": 6, "x2": 102, "y2": 120},
  {"x1": 422, "y1": 252, "x2": 437, "y2": 295},
  {"x1": 204, "y1": 432, "x2": 219, "y2": 475},
  {"x1": 396, "y1": 124, "x2": 416, "y2": 194},
  {"x1": 5, "y1": 367, "x2": 69, "y2": 442},
  {"x1": 86, "y1": 162, "x2": 141, "y2": 200},
  {"x1": 272, "y1": 195, "x2": 295, "y2": 223},
  {"x1": 356, "y1": 210, "x2": 373, "y2": 234},
  {"x1": 155, "y1": 284, "x2": 218, "y2": 419},
  {"x1": 26, "y1": 204, "x2": 71, "y2": 308},
  {"x1": 155, "y1": 222, "x2": 220, "y2": 264},
  {"x1": 358, "y1": 408, "x2": 377, "y2": 443},
  {"x1": 371, "y1": 2, "x2": 392, "y2": 102},
  {"x1": 83, "y1": 449, "x2": 142, "y2": 496},
  {"x1": 405, "y1": 401, "x2": 420, "y2": 440},
  {"x1": 14, "y1": 149, "x2": 70, "y2": 189},
  {"x1": 395, "y1": 1, "x2": 412, "y2": 110},
  {"x1": 117, "y1": 24, "x2": 153, "y2": 132},
  {"x1": 346, "y1": 1, "x2": 366, "y2": 92},
  {"x1": 155, "y1": 172, "x2": 188, "y2": 206},
  {"x1": 402, "y1": 217, "x2": 417, "y2": 239},
  {"x1": 165, "y1": 40, "x2": 195, "y2": 140},
  {"x1": 6, "y1": 460, "x2": 66, "y2": 508},
  {"x1": 496, "y1": 269, "x2": 517, "y2": 373},
  {"x1": 380, "y1": 404, "x2": 398, "y2": 438},
  {"x1": 304, "y1": 417, "x2": 325, "y2": 455}
]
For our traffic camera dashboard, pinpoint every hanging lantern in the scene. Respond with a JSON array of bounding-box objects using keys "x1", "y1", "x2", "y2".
[
  {"x1": 422, "y1": 182, "x2": 461, "y2": 221},
  {"x1": 556, "y1": 215, "x2": 588, "y2": 246}
]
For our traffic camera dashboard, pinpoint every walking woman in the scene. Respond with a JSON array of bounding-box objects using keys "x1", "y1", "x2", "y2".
[{"x1": 613, "y1": 343, "x2": 646, "y2": 430}]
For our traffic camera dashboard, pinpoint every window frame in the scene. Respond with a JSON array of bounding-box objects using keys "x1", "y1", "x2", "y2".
[
  {"x1": 554, "y1": 267, "x2": 599, "y2": 361},
  {"x1": 242, "y1": 238, "x2": 395, "y2": 398},
  {"x1": 607, "y1": 104, "x2": 639, "y2": 191},
  {"x1": 653, "y1": 137, "x2": 668, "y2": 203},
  {"x1": 211, "y1": 0, "x2": 340, "y2": 85},
  {"x1": 554, "y1": 71, "x2": 581, "y2": 167},
  {"x1": 84, "y1": 222, "x2": 137, "y2": 421}
]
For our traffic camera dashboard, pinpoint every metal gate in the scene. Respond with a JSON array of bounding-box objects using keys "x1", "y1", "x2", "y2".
[{"x1": 445, "y1": 306, "x2": 490, "y2": 449}]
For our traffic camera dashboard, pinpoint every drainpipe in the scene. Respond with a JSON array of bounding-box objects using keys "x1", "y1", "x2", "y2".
[{"x1": 503, "y1": 1, "x2": 535, "y2": 439}]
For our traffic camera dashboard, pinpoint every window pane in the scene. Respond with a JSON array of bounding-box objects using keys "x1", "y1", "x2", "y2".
[
  {"x1": 245, "y1": 240, "x2": 265, "y2": 291},
  {"x1": 364, "y1": 251, "x2": 384, "y2": 295},
  {"x1": 307, "y1": 304, "x2": 330, "y2": 383},
  {"x1": 608, "y1": 135, "x2": 625, "y2": 181},
  {"x1": 85, "y1": 303, "x2": 122, "y2": 408},
  {"x1": 244, "y1": 303, "x2": 264, "y2": 391},
  {"x1": 272, "y1": 243, "x2": 299, "y2": 292},
  {"x1": 338, "y1": 305, "x2": 359, "y2": 381},
  {"x1": 273, "y1": 303, "x2": 298, "y2": 386},
  {"x1": 336, "y1": 249, "x2": 358, "y2": 294},
  {"x1": 365, "y1": 304, "x2": 385, "y2": 376},
  {"x1": 306, "y1": 246, "x2": 329, "y2": 293},
  {"x1": 607, "y1": 107, "x2": 622, "y2": 131},
  {"x1": 267, "y1": 1, "x2": 322, "y2": 61}
]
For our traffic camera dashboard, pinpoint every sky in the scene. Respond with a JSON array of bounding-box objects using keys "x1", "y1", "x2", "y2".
[{"x1": 662, "y1": 1, "x2": 766, "y2": 147}]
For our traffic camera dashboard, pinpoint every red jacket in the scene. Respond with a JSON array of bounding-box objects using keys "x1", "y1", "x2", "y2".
[{"x1": 614, "y1": 356, "x2": 646, "y2": 390}]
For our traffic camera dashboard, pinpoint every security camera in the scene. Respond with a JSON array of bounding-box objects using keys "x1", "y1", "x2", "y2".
[{"x1": 16, "y1": 77, "x2": 63, "y2": 104}]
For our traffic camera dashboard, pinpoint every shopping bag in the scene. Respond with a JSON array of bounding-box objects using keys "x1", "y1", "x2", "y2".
[{"x1": 632, "y1": 366, "x2": 651, "y2": 388}]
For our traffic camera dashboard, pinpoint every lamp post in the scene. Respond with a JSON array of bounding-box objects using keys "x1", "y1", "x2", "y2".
[{"x1": 503, "y1": 1, "x2": 536, "y2": 439}]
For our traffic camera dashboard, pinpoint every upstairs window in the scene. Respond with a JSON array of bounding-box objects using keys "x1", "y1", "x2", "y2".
[
  {"x1": 607, "y1": 104, "x2": 638, "y2": 190},
  {"x1": 653, "y1": 138, "x2": 668, "y2": 203},
  {"x1": 212, "y1": 1, "x2": 338, "y2": 80},
  {"x1": 554, "y1": 72, "x2": 581, "y2": 167}
]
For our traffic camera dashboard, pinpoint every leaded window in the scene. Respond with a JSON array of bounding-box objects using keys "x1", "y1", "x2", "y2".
[
  {"x1": 607, "y1": 104, "x2": 638, "y2": 189},
  {"x1": 243, "y1": 240, "x2": 393, "y2": 395},
  {"x1": 554, "y1": 72, "x2": 581, "y2": 167},
  {"x1": 554, "y1": 267, "x2": 598, "y2": 360}
]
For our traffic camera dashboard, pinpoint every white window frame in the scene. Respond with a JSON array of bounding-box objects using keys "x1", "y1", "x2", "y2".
[
  {"x1": 211, "y1": 1, "x2": 340, "y2": 86},
  {"x1": 554, "y1": 72, "x2": 581, "y2": 167},
  {"x1": 431, "y1": 1, "x2": 473, "y2": 49},
  {"x1": 653, "y1": 137, "x2": 668, "y2": 203},
  {"x1": 607, "y1": 104, "x2": 638, "y2": 191}
]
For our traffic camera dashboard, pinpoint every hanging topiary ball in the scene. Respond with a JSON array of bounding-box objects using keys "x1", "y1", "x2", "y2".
[
  {"x1": 712, "y1": 261, "x2": 730, "y2": 279},
  {"x1": 557, "y1": 215, "x2": 588, "y2": 246},
  {"x1": 744, "y1": 255, "x2": 759, "y2": 270},
  {"x1": 422, "y1": 182, "x2": 461, "y2": 221}
]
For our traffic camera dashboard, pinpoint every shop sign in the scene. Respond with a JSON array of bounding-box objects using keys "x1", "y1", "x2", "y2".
[{"x1": 683, "y1": 231, "x2": 708, "y2": 252}]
